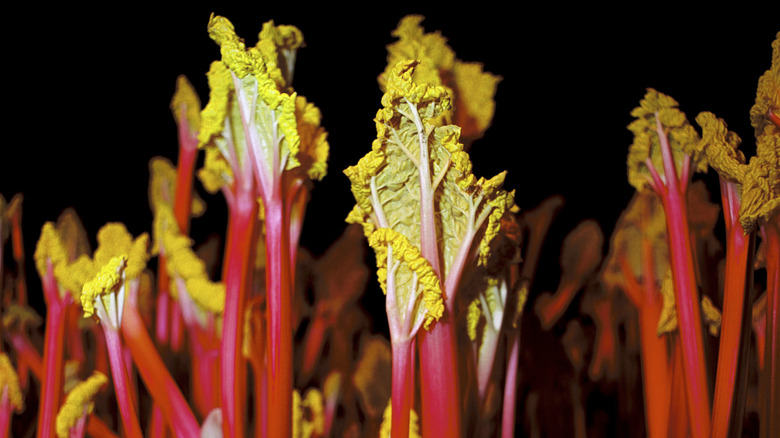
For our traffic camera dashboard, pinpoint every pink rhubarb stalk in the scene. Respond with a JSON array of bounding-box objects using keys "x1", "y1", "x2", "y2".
[
  {"x1": 221, "y1": 190, "x2": 258, "y2": 438},
  {"x1": 122, "y1": 291, "x2": 200, "y2": 437},
  {"x1": 412, "y1": 101, "x2": 462, "y2": 438},
  {"x1": 102, "y1": 326, "x2": 142, "y2": 438},
  {"x1": 711, "y1": 180, "x2": 755, "y2": 438},
  {"x1": 646, "y1": 116, "x2": 711, "y2": 437},
  {"x1": 264, "y1": 191, "x2": 294, "y2": 438},
  {"x1": 36, "y1": 261, "x2": 69, "y2": 438}
]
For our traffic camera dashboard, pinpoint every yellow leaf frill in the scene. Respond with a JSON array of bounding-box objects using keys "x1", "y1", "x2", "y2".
[
  {"x1": 152, "y1": 197, "x2": 225, "y2": 315},
  {"x1": 378, "y1": 401, "x2": 422, "y2": 438},
  {"x1": 346, "y1": 60, "x2": 514, "y2": 335},
  {"x1": 292, "y1": 388, "x2": 324, "y2": 438},
  {"x1": 171, "y1": 75, "x2": 202, "y2": 135},
  {"x1": 381, "y1": 15, "x2": 501, "y2": 143},
  {"x1": 93, "y1": 223, "x2": 149, "y2": 281},
  {"x1": 685, "y1": 33, "x2": 780, "y2": 232},
  {"x1": 55, "y1": 371, "x2": 107, "y2": 438},
  {"x1": 0, "y1": 352, "x2": 24, "y2": 412},
  {"x1": 369, "y1": 228, "x2": 444, "y2": 330},
  {"x1": 81, "y1": 256, "x2": 127, "y2": 330},
  {"x1": 750, "y1": 32, "x2": 780, "y2": 140},
  {"x1": 627, "y1": 89, "x2": 708, "y2": 192},
  {"x1": 34, "y1": 222, "x2": 69, "y2": 291},
  {"x1": 149, "y1": 157, "x2": 206, "y2": 217},
  {"x1": 198, "y1": 14, "x2": 327, "y2": 203}
]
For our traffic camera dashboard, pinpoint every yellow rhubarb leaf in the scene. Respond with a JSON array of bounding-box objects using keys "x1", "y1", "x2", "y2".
[
  {"x1": 602, "y1": 191, "x2": 669, "y2": 295},
  {"x1": 381, "y1": 15, "x2": 500, "y2": 143},
  {"x1": 379, "y1": 400, "x2": 422, "y2": 438},
  {"x1": 154, "y1": 198, "x2": 225, "y2": 314},
  {"x1": 93, "y1": 223, "x2": 149, "y2": 280},
  {"x1": 346, "y1": 61, "x2": 513, "y2": 286},
  {"x1": 627, "y1": 89, "x2": 708, "y2": 191},
  {"x1": 749, "y1": 32, "x2": 780, "y2": 139},
  {"x1": 257, "y1": 20, "x2": 304, "y2": 89},
  {"x1": 55, "y1": 208, "x2": 91, "y2": 262},
  {"x1": 33, "y1": 222, "x2": 69, "y2": 282},
  {"x1": 467, "y1": 298, "x2": 481, "y2": 341},
  {"x1": 149, "y1": 157, "x2": 206, "y2": 217},
  {"x1": 0, "y1": 353, "x2": 24, "y2": 412},
  {"x1": 171, "y1": 75, "x2": 202, "y2": 136},
  {"x1": 80, "y1": 256, "x2": 127, "y2": 328},
  {"x1": 293, "y1": 388, "x2": 325, "y2": 438},
  {"x1": 201, "y1": 14, "x2": 314, "y2": 201},
  {"x1": 55, "y1": 371, "x2": 107, "y2": 438},
  {"x1": 353, "y1": 336, "x2": 392, "y2": 420},
  {"x1": 294, "y1": 94, "x2": 329, "y2": 182},
  {"x1": 368, "y1": 228, "x2": 444, "y2": 330}
]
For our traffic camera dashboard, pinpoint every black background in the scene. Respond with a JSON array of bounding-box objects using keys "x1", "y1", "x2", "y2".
[{"x1": 3, "y1": 4, "x2": 778, "y2": 321}]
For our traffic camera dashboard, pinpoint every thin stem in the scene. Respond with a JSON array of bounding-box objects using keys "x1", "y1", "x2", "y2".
[
  {"x1": 122, "y1": 302, "x2": 200, "y2": 437},
  {"x1": 406, "y1": 99, "x2": 462, "y2": 438},
  {"x1": 103, "y1": 326, "x2": 143, "y2": 438},
  {"x1": 37, "y1": 262, "x2": 67, "y2": 438},
  {"x1": 9, "y1": 333, "x2": 42, "y2": 386},
  {"x1": 711, "y1": 180, "x2": 755, "y2": 438},
  {"x1": 476, "y1": 310, "x2": 499, "y2": 403},
  {"x1": 653, "y1": 116, "x2": 711, "y2": 437},
  {"x1": 391, "y1": 339, "x2": 414, "y2": 438},
  {"x1": 265, "y1": 192, "x2": 293, "y2": 438},
  {"x1": 85, "y1": 414, "x2": 120, "y2": 438},
  {"x1": 667, "y1": 338, "x2": 689, "y2": 438},
  {"x1": 501, "y1": 330, "x2": 520, "y2": 438},
  {"x1": 636, "y1": 234, "x2": 671, "y2": 438},
  {"x1": 418, "y1": 317, "x2": 462, "y2": 438},
  {"x1": 221, "y1": 192, "x2": 257, "y2": 438},
  {"x1": 173, "y1": 105, "x2": 198, "y2": 235}
]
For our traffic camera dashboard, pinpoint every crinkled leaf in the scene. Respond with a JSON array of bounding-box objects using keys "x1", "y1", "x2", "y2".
[
  {"x1": 381, "y1": 15, "x2": 500, "y2": 143},
  {"x1": 627, "y1": 89, "x2": 707, "y2": 191}
]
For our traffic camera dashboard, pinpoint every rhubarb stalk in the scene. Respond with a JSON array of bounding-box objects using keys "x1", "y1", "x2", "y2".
[
  {"x1": 711, "y1": 180, "x2": 756, "y2": 438},
  {"x1": 627, "y1": 90, "x2": 712, "y2": 437}
]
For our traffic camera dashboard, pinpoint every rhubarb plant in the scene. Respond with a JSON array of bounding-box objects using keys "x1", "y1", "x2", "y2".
[
  {"x1": 380, "y1": 15, "x2": 501, "y2": 146},
  {"x1": 345, "y1": 59, "x2": 514, "y2": 438},
  {"x1": 198, "y1": 14, "x2": 329, "y2": 438},
  {"x1": 681, "y1": 31, "x2": 780, "y2": 437},
  {"x1": 626, "y1": 88, "x2": 712, "y2": 437}
]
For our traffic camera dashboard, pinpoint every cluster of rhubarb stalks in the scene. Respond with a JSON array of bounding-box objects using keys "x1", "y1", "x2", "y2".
[{"x1": 0, "y1": 12, "x2": 778, "y2": 438}]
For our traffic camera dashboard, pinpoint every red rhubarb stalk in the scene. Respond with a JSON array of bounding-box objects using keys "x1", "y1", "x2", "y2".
[
  {"x1": 86, "y1": 414, "x2": 120, "y2": 438},
  {"x1": 761, "y1": 219, "x2": 779, "y2": 438},
  {"x1": 221, "y1": 192, "x2": 258, "y2": 438},
  {"x1": 172, "y1": 112, "x2": 198, "y2": 235},
  {"x1": 36, "y1": 262, "x2": 68, "y2": 438},
  {"x1": 667, "y1": 338, "x2": 690, "y2": 438},
  {"x1": 650, "y1": 116, "x2": 711, "y2": 437},
  {"x1": 103, "y1": 326, "x2": 142, "y2": 438},
  {"x1": 265, "y1": 192, "x2": 294, "y2": 438},
  {"x1": 411, "y1": 100, "x2": 462, "y2": 438},
  {"x1": 391, "y1": 339, "x2": 414, "y2": 438},
  {"x1": 122, "y1": 301, "x2": 200, "y2": 437},
  {"x1": 617, "y1": 215, "x2": 671, "y2": 438},
  {"x1": 711, "y1": 180, "x2": 755, "y2": 438}
]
